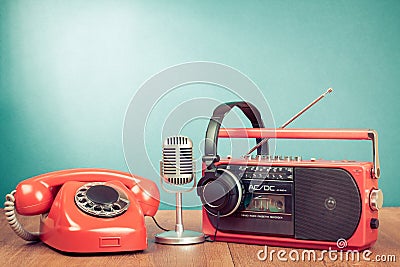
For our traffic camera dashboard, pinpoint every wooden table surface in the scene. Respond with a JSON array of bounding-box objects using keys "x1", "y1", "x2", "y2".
[{"x1": 1, "y1": 208, "x2": 399, "y2": 266}]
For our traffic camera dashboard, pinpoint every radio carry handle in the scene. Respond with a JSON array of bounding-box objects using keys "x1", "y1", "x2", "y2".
[{"x1": 217, "y1": 128, "x2": 380, "y2": 179}]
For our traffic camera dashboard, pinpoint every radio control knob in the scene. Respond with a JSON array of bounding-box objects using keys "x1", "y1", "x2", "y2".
[
  {"x1": 370, "y1": 218, "x2": 379, "y2": 229},
  {"x1": 369, "y1": 189, "x2": 383, "y2": 211}
]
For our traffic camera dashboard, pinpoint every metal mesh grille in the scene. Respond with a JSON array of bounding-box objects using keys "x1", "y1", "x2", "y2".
[
  {"x1": 162, "y1": 136, "x2": 193, "y2": 185},
  {"x1": 294, "y1": 168, "x2": 361, "y2": 241}
]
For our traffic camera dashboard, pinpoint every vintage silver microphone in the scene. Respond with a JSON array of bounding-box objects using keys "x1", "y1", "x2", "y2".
[{"x1": 155, "y1": 135, "x2": 205, "y2": 244}]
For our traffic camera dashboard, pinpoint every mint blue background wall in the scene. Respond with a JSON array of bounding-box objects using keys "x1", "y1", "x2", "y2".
[{"x1": 1, "y1": 1, "x2": 399, "y2": 208}]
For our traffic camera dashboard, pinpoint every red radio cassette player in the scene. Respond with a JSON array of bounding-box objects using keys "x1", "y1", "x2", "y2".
[{"x1": 197, "y1": 101, "x2": 382, "y2": 251}]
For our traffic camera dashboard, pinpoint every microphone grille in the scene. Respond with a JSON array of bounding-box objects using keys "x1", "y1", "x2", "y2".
[{"x1": 162, "y1": 136, "x2": 194, "y2": 185}]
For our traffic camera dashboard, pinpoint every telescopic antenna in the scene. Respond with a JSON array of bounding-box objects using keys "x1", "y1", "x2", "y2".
[{"x1": 245, "y1": 88, "x2": 333, "y2": 156}]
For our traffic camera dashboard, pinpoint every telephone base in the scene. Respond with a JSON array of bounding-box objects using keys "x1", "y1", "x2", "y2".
[
  {"x1": 39, "y1": 180, "x2": 149, "y2": 253},
  {"x1": 40, "y1": 226, "x2": 148, "y2": 253}
]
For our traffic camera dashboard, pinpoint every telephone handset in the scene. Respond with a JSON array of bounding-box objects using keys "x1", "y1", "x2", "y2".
[{"x1": 4, "y1": 168, "x2": 160, "y2": 253}]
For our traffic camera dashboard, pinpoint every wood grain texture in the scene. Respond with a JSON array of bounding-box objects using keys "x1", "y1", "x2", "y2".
[{"x1": 0, "y1": 209, "x2": 398, "y2": 266}]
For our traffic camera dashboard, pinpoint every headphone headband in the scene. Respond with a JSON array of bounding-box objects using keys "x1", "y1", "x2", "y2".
[{"x1": 203, "y1": 101, "x2": 268, "y2": 169}]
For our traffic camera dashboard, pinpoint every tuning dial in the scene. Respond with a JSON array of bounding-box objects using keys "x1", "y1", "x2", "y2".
[{"x1": 369, "y1": 189, "x2": 383, "y2": 211}]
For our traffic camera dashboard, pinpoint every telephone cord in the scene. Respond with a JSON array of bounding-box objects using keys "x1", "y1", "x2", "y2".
[{"x1": 4, "y1": 190, "x2": 40, "y2": 241}]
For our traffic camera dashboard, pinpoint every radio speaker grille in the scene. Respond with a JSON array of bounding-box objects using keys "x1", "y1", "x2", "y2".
[{"x1": 294, "y1": 168, "x2": 361, "y2": 241}]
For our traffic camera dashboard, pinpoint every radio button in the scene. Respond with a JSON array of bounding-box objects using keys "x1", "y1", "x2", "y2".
[
  {"x1": 369, "y1": 189, "x2": 383, "y2": 211},
  {"x1": 255, "y1": 155, "x2": 263, "y2": 161},
  {"x1": 294, "y1": 156, "x2": 302, "y2": 162}
]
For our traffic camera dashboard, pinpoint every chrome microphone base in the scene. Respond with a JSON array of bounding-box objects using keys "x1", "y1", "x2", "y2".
[{"x1": 155, "y1": 230, "x2": 205, "y2": 245}]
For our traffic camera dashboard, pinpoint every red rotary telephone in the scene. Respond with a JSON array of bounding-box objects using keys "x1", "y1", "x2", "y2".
[{"x1": 4, "y1": 168, "x2": 160, "y2": 253}]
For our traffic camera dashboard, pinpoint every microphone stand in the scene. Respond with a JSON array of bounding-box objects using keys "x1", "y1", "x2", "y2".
[
  {"x1": 155, "y1": 161, "x2": 205, "y2": 245},
  {"x1": 175, "y1": 192, "x2": 183, "y2": 234}
]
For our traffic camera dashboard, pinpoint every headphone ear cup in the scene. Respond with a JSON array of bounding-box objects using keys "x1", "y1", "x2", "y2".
[
  {"x1": 196, "y1": 175, "x2": 213, "y2": 201},
  {"x1": 197, "y1": 168, "x2": 243, "y2": 217}
]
